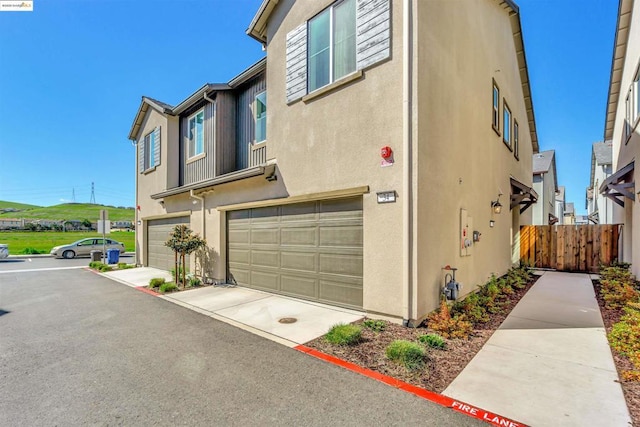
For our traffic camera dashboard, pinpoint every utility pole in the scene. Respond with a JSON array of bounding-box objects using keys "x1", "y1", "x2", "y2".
[{"x1": 90, "y1": 182, "x2": 96, "y2": 204}]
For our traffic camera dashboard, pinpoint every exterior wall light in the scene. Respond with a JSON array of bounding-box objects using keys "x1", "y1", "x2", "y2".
[
  {"x1": 489, "y1": 220, "x2": 495, "y2": 228},
  {"x1": 491, "y1": 194, "x2": 503, "y2": 214}
]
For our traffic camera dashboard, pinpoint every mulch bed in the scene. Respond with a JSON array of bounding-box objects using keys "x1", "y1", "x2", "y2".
[
  {"x1": 592, "y1": 279, "x2": 640, "y2": 426},
  {"x1": 306, "y1": 275, "x2": 539, "y2": 393}
]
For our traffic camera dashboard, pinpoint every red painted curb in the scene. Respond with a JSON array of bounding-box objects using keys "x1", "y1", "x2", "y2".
[
  {"x1": 295, "y1": 345, "x2": 527, "y2": 427},
  {"x1": 135, "y1": 286, "x2": 161, "y2": 296}
]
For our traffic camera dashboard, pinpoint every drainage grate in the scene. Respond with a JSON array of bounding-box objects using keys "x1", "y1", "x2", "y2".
[{"x1": 278, "y1": 317, "x2": 297, "y2": 324}]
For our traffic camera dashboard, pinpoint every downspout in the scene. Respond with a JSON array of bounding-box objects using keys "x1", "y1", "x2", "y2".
[
  {"x1": 402, "y1": 0, "x2": 414, "y2": 326},
  {"x1": 190, "y1": 189, "x2": 205, "y2": 239},
  {"x1": 133, "y1": 139, "x2": 140, "y2": 267}
]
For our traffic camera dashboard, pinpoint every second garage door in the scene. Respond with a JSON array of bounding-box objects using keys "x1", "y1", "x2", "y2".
[
  {"x1": 147, "y1": 216, "x2": 190, "y2": 270},
  {"x1": 227, "y1": 198, "x2": 363, "y2": 308}
]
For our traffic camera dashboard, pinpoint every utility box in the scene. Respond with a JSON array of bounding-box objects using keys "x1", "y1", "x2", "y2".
[{"x1": 106, "y1": 249, "x2": 120, "y2": 265}]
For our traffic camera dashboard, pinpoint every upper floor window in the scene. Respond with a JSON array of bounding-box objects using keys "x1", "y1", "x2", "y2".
[
  {"x1": 139, "y1": 126, "x2": 160, "y2": 173},
  {"x1": 513, "y1": 120, "x2": 519, "y2": 160},
  {"x1": 188, "y1": 109, "x2": 204, "y2": 158},
  {"x1": 144, "y1": 130, "x2": 156, "y2": 169},
  {"x1": 255, "y1": 91, "x2": 267, "y2": 143},
  {"x1": 308, "y1": 0, "x2": 356, "y2": 92},
  {"x1": 492, "y1": 80, "x2": 500, "y2": 134},
  {"x1": 503, "y1": 101, "x2": 512, "y2": 148}
]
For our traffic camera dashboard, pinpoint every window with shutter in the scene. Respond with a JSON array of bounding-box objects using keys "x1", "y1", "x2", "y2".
[{"x1": 141, "y1": 126, "x2": 160, "y2": 172}]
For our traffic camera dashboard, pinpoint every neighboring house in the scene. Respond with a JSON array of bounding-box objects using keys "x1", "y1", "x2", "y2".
[
  {"x1": 575, "y1": 215, "x2": 590, "y2": 225},
  {"x1": 564, "y1": 202, "x2": 576, "y2": 225},
  {"x1": 602, "y1": 0, "x2": 639, "y2": 276},
  {"x1": 0, "y1": 218, "x2": 24, "y2": 230},
  {"x1": 555, "y1": 185, "x2": 566, "y2": 223},
  {"x1": 130, "y1": 0, "x2": 539, "y2": 324},
  {"x1": 112, "y1": 220, "x2": 133, "y2": 229},
  {"x1": 586, "y1": 141, "x2": 614, "y2": 224},
  {"x1": 532, "y1": 150, "x2": 558, "y2": 225}
]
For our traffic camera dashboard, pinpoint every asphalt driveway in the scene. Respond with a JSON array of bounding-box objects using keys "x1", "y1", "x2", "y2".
[{"x1": 0, "y1": 268, "x2": 482, "y2": 426}]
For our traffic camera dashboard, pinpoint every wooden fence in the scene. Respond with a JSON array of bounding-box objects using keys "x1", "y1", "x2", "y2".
[{"x1": 520, "y1": 225, "x2": 622, "y2": 272}]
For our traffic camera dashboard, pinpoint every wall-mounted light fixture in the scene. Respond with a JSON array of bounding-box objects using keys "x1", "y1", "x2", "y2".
[
  {"x1": 491, "y1": 193, "x2": 503, "y2": 214},
  {"x1": 489, "y1": 220, "x2": 495, "y2": 228}
]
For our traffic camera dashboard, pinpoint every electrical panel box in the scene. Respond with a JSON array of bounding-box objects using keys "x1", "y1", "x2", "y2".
[{"x1": 460, "y1": 209, "x2": 473, "y2": 257}]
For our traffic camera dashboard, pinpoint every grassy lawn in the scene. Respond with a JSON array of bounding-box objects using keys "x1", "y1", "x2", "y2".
[
  {"x1": 0, "y1": 200, "x2": 41, "y2": 210},
  {"x1": 0, "y1": 203, "x2": 134, "y2": 221},
  {"x1": 0, "y1": 231, "x2": 136, "y2": 254}
]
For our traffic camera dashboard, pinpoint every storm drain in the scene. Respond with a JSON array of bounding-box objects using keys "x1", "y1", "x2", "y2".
[{"x1": 278, "y1": 317, "x2": 297, "y2": 324}]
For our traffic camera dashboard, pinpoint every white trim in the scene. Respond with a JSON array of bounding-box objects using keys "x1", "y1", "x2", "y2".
[{"x1": 187, "y1": 108, "x2": 205, "y2": 159}]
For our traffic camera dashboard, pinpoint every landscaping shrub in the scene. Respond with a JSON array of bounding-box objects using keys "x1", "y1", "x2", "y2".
[
  {"x1": 385, "y1": 340, "x2": 426, "y2": 370},
  {"x1": 363, "y1": 319, "x2": 386, "y2": 332},
  {"x1": 325, "y1": 323, "x2": 363, "y2": 346},
  {"x1": 89, "y1": 261, "x2": 111, "y2": 272},
  {"x1": 149, "y1": 277, "x2": 165, "y2": 289},
  {"x1": 602, "y1": 280, "x2": 639, "y2": 309},
  {"x1": 508, "y1": 266, "x2": 531, "y2": 289},
  {"x1": 608, "y1": 301, "x2": 640, "y2": 380},
  {"x1": 427, "y1": 299, "x2": 473, "y2": 339},
  {"x1": 418, "y1": 333, "x2": 446, "y2": 349},
  {"x1": 20, "y1": 247, "x2": 41, "y2": 254},
  {"x1": 186, "y1": 274, "x2": 202, "y2": 288},
  {"x1": 159, "y1": 282, "x2": 178, "y2": 293},
  {"x1": 600, "y1": 265, "x2": 634, "y2": 283},
  {"x1": 117, "y1": 262, "x2": 134, "y2": 270},
  {"x1": 452, "y1": 292, "x2": 489, "y2": 324},
  {"x1": 89, "y1": 261, "x2": 101, "y2": 269}
]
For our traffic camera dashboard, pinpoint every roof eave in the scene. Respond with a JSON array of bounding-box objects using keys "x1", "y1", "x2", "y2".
[
  {"x1": 172, "y1": 83, "x2": 231, "y2": 115},
  {"x1": 128, "y1": 97, "x2": 174, "y2": 141},
  {"x1": 228, "y1": 57, "x2": 267, "y2": 88},
  {"x1": 247, "y1": 0, "x2": 278, "y2": 44}
]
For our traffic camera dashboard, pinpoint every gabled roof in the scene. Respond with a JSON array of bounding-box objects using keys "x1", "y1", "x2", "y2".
[
  {"x1": 590, "y1": 140, "x2": 613, "y2": 187},
  {"x1": 564, "y1": 202, "x2": 575, "y2": 215},
  {"x1": 556, "y1": 185, "x2": 565, "y2": 202},
  {"x1": 128, "y1": 96, "x2": 175, "y2": 141},
  {"x1": 604, "y1": 0, "x2": 633, "y2": 140},
  {"x1": 532, "y1": 150, "x2": 558, "y2": 191}
]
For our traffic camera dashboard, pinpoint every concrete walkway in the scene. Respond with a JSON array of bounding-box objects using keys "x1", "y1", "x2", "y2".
[
  {"x1": 443, "y1": 271, "x2": 632, "y2": 426},
  {"x1": 103, "y1": 267, "x2": 364, "y2": 347}
]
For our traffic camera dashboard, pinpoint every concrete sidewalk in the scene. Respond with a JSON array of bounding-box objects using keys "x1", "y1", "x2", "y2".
[
  {"x1": 443, "y1": 271, "x2": 632, "y2": 426},
  {"x1": 103, "y1": 267, "x2": 364, "y2": 347}
]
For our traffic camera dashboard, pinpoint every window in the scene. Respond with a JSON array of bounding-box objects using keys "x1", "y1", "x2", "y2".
[
  {"x1": 143, "y1": 130, "x2": 156, "y2": 169},
  {"x1": 188, "y1": 109, "x2": 205, "y2": 158},
  {"x1": 308, "y1": 0, "x2": 356, "y2": 92},
  {"x1": 513, "y1": 120, "x2": 519, "y2": 159},
  {"x1": 492, "y1": 80, "x2": 500, "y2": 134},
  {"x1": 503, "y1": 101, "x2": 511, "y2": 148},
  {"x1": 255, "y1": 91, "x2": 267, "y2": 143}
]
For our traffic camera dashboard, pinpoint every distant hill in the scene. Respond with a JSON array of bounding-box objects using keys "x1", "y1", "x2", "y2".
[
  {"x1": 0, "y1": 200, "x2": 41, "y2": 210},
  {"x1": 0, "y1": 203, "x2": 135, "y2": 222}
]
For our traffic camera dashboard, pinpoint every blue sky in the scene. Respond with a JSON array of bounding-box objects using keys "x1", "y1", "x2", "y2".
[{"x1": 0, "y1": 0, "x2": 617, "y2": 214}]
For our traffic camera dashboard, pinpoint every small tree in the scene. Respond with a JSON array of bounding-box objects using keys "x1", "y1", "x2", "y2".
[{"x1": 165, "y1": 224, "x2": 206, "y2": 288}]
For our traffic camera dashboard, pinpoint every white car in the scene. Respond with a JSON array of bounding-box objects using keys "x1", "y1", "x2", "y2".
[
  {"x1": 0, "y1": 244, "x2": 8, "y2": 259},
  {"x1": 50, "y1": 238, "x2": 125, "y2": 259}
]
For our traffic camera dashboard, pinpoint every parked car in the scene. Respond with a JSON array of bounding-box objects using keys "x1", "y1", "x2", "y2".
[
  {"x1": 50, "y1": 238, "x2": 125, "y2": 259},
  {"x1": 0, "y1": 244, "x2": 8, "y2": 259}
]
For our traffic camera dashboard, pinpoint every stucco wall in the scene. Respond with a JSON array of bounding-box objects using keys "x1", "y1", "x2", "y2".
[
  {"x1": 610, "y1": 0, "x2": 640, "y2": 277},
  {"x1": 414, "y1": 0, "x2": 535, "y2": 318}
]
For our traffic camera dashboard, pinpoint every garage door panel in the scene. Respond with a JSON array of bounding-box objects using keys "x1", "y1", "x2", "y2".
[
  {"x1": 251, "y1": 271, "x2": 279, "y2": 290},
  {"x1": 319, "y1": 279, "x2": 363, "y2": 307},
  {"x1": 251, "y1": 250, "x2": 279, "y2": 268},
  {"x1": 251, "y1": 228, "x2": 279, "y2": 245},
  {"x1": 281, "y1": 275, "x2": 317, "y2": 298},
  {"x1": 319, "y1": 253, "x2": 363, "y2": 276},
  {"x1": 147, "y1": 217, "x2": 189, "y2": 270},
  {"x1": 227, "y1": 198, "x2": 362, "y2": 308},
  {"x1": 280, "y1": 251, "x2": 317, "y2": 272},
  {"x1": 228, "y1": 229, "x2": 250, "y2": 245},
  {"x1": 281, "y1": 227, "x2": 317, "y2": 246},
  {"x1": 319, "y1": 226, "x2": 363, "y2": 247}
]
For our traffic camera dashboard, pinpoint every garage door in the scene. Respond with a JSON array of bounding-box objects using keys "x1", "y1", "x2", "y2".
[
  {"x1": 147, "y1": 216, "x2": 190, "y2": 270},
  {"x1": 227, "y1": 198, "x2": 363, "y2": 308}
]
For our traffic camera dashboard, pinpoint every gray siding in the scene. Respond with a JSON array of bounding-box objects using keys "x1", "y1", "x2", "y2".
[
  {"x1": 215, "y1": 92, "x2": 237, "y2": 176},
  {"x1": 181, "y1": 102, "x2": 215, "y2": 185},
  {"x1": 236, "y1": 73, "x2": 267, "y2": 170}
]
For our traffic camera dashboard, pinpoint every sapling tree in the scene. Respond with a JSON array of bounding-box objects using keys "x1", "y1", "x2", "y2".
[{"x1": 165, "y1": 224, "x2": 206, "y2": 288}]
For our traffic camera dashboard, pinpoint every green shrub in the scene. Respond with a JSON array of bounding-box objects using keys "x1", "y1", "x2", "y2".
[
  {"x1": 325, "y1": 323, "x2": 363, "y2": 346},
  {"x1": 97, "y1": 264, "x2": 112, "y2": 272},
  {"x1": 89, "y1": 261, "x2": 102, "y2": 269},
  {"x1": 117, "y1": 262, "x2": 134, "y2": 270},
  {"x1": 363, "y1": 319, "x2": 386, "y2": 332},
  {"x1": 186, "y1": 274, "x2": 202, "y2": 288},
  {"x1": 601, "y1": 279, "x2": 639, "y2": 310},
  {"x1": 600, "y1": 265, "x2": 634, "y2": 283},
  {"x1": 385, "y1": 340, "x2": 426, "y2": 370},
  {"x1": 427, "y1": 299, "x2": 473, "y2": 339},
  {"x1": 20, "y1": 247, "x2": 41, "y2": 254},
  {"x1": 159, "y1": 282, "x2": 178, "y2": 293},
  {"x1": 608, "y1": 302, "x2": 640, "y2": 380},
  {"x1": 419, "y1": 333, "x2": 446, "y2": 349},
  {"x1": 149, "y1": 278, "x2": 165, "y2": 289},
  {"x1": 452, "y1": 292, "x2": 488, "y2": 324}
]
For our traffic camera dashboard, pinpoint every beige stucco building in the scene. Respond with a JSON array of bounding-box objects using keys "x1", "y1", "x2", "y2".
[
  {"x1": 602, "y1": 0, "x2": 639, "y2": 277},
  {"x1": 129, "y1": 0, "x2": 538, "y2": 324}
]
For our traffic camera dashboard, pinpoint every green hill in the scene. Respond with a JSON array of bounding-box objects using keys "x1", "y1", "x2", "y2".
[
  {"x1": 0, "y1": 200, "x2": 41, "y2": 210},
  {"x1": 0, "y1": 203, "x2": 135, "y2": 221}
]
